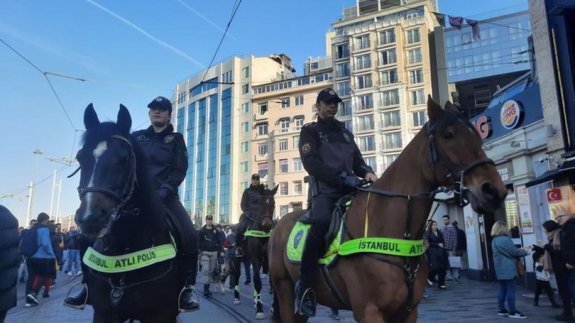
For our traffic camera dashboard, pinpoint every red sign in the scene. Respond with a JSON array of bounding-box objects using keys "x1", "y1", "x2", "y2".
[
  {"x1": 547, "y1": 188, "x2": 562, "y2": 202},
  {"x1": 474, "y1": 115, "x2": 492, "y2": 140}
]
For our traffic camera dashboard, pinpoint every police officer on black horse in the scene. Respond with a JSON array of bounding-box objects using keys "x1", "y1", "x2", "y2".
[
  {"x1": 295, "y1": 88, "x2": 378, "y2": 317},
  {"x1": 65, "y1": 96, "x2": 200, "y2": 311}
]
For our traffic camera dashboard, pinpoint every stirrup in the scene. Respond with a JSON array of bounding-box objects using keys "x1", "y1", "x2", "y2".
[
  {"x1": 296, "y1": 288, "x2": 316, "y2": 317},
  {"x1": 63, "y1": 283, "x2": 88, "y2": 310},
  {"x1": 178, "y1": 285, "x2": 200, "y2": 312}
]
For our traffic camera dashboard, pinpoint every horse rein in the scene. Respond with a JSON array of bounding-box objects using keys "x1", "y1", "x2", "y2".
[{"x1": 78, "y1": 135, "x2": 138, "y2": 222}]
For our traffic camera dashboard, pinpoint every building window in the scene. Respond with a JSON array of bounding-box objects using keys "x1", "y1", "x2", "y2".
[
  {"x1": 407, "y1": 28, "x2": 420, "y2": 44},
  {"x1": 242, "y1": 122, "x2": 249, "y2": 132},
  {"x1": 280, "y1": 119, "x2": 290, "y2": 132},
  {"x1": 356, "y1": 74, "x2": 372, "y2": 89},
  {"x1": 379, "y1": 49, "x2": 397, "y2": 65},
  {"x1": 338, "y1": 100, "x2": 352, "y2": 117},
  {"x1": 242, "y1": 102, "x2": 250, "y2": 113},
  {"x1": 293, "y1": 181, "x2": 303, "y2": 195},
  {"x1": 409, "y1": 69, "x2": 424, "y2": 84},
  {"x1": 380, "y1": 69, "x2": 398, "y2": 85},
  {"x1": 336, "y1": 81, "x2": 351, "y2": 96},
  {"x1": 257, "y1": 123, "x2": 268, "y2": 135},
  {"x1": 295, "y1": 96, "x2": 304, "y2": 106},
  {"x1": 258, "y1": 162, "x2": 268, "y2": 178},
  {"x1": 335, "y1": 43, "x2": 350, "y2": 59},
  {"x1": 364, "y1": 156, "x2": 377, "y2": 173},
  {"x1": 242, "y1": 66, "x2": 250, "y2": 78},
  {"x1": 293, "y1": 157, "x2": 302, "y2": 171},
  {"x1": 384, "y1": 132, "x2": 402, "y2": 149},
  {"x1": 258, "y1": 102, "x2": 268, "y2": 114},
  {"x1": 258, "y1": 143, "x2": 268, "y2": 156},
  {"x1": 280, "y1": 205, "x2": 289, "y2": 216},
  {"x1": 279, "y1": 182, "x2": 288, "y2": 195},
  {"x1": 293, "y1": 135, "x2": 299, "y2": 149},
  {"x1": 294, "y1": 117, "x2": 304, "y2": 130},
  {"x1": 222, "y1": 70, "x2": 233, "y2": 83},
  {"x1": 407, "y1": 48, "x2": 422, "y2": 64},
  {"x1": 384, "y1": 154, "x2": 399, "y2": 168},
  {"x1": 356, "y1": 115, "x2": 374, "y2": 131},
  {"x1": 242, "y1": 83, "x2": 250, "y2": 94},
  {"x1": 355, "y1": 54, "x2": 371, "y2": 70},
  {"x1": 358, "y1": 135, "x2": 376, "y2": 151},
  {"x1": 281, "y1": 97, "x2": 290, "y2": 108},
  {"x1": 357, "y1": 94, "x2": 373, "y2": 110},
  {"x1": 336, "y1": 62, "x2": 350, "y2": 78},
  {"x1": 411, "y1": 88, "x2": 425, "y2": 105},
  {"x1": 241, "y1": 161, "x2": 248, "y2": 173},
  {"x1": 382, "y1": 89, "x2": 399, "y2": 106},
  {"x1": 413, "y1": 110, "x2": 427, "y2": 127},
  {"x1": 354, "y1": 34, "x2": 370, "y2": 50},
  {"x1": 279, "y1": 139, "x2": 288, "y2": 151},
  {"x1": 383, "y1": 110, "x2": 401, "y2": 127},
  {"x1": 379, "y1": 29, "x2": 395, "y2": 45},
  {"x1": 279, "y1": 159, "x2": 288, "y2": 173},
  {"x1": 241, "y1": 141, "x2": 249, "y2": 152}
]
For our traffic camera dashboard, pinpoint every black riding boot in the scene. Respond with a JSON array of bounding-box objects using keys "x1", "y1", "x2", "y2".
[
  {"x1": 63, "y1": 285, "x2": 88, "y2": 309},
  {"x1": 295, "y1": 229, "x2": 322, "y2": 317},
  {"x1": 179, "y1": 253, "x2": 200, "y2": 312}
]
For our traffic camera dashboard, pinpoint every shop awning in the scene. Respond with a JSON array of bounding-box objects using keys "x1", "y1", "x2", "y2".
[{"x1": 526, "y1": 158, "x2": 575, "y2": 187}]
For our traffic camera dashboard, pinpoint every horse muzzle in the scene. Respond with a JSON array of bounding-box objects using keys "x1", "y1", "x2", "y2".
[{"x1": 465, "y1": 181, "x2": 507, "y2": 214}]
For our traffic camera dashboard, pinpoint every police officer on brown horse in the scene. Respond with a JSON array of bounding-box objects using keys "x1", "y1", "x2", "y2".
[
  {"x1": 295, "y1": 88, "x2": 378, "y2": 317},
  {"x1": 235, "y1": 173, "x2": 265, "y2": 257}
]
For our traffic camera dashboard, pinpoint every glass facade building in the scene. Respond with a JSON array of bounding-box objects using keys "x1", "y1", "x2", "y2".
[{"x1": 445, "y1": 11, "x2": 531, "y2": 83}]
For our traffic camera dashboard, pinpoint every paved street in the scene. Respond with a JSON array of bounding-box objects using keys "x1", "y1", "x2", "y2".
[{"x1": 5, "y1": 271, "x2": 562, "y2": 322}]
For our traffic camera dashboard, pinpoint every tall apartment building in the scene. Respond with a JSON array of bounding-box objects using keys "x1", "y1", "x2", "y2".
[
  {"x1": 251, "y1": 68, "x2": 333, "y2": 217},
  {"x1": 444, "y1": 11, "x2": 532, "y2": 118},
  {"x1": 330, "y1": 0, "x2": 440, "y2": 174},
  {"x1": 173, "y1": 55, "x2": 295, "y2": 226}
]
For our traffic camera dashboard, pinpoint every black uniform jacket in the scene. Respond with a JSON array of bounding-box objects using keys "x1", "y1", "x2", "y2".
[
  {"x1": 560, "y1": 218, "x2": 575, "y2": 267},
  {"x1": 241, "y1": 184, "x2": 265, "y2": 219},
  {"x1": 0, "y1": 206, "x2": 19, "y2": 311},
  {"x1": 299, "y1": 117, "x2": 373, "y2": 196},
  {"x1": 132, "y1": 124, "x2": 188, "y2": 198}
]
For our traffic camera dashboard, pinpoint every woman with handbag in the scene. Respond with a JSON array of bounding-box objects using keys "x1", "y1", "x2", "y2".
[{"x1": 491, "y1": 220, "x2": 529, "y2": 319}]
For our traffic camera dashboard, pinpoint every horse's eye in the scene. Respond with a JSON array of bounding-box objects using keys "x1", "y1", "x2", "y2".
[{"x1": 442, "y1": 131, "x2": 454, "y2": 139}]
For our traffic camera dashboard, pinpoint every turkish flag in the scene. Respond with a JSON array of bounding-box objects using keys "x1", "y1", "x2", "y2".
[{"x1": 547, "y1": 188, "x2": 562, "y2": 202}]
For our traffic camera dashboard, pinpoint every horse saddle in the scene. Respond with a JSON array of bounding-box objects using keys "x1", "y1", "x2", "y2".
[{"x1": 287, "y1": 198, "x2": 351, "y2": 267}]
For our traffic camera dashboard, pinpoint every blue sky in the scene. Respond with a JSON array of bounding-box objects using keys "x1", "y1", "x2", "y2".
[{"x1": 0, "y1": 0, "x2": 528, "y2": 226}]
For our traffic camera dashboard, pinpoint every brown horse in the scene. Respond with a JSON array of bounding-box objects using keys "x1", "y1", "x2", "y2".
[{"x1": 269, "y1": 96, "x2": 507, "y2": 323}]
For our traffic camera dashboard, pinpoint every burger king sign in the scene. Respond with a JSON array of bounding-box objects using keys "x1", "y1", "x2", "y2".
[{"x1": 500, "y1": 100, "x2": 523, "y2": 129}]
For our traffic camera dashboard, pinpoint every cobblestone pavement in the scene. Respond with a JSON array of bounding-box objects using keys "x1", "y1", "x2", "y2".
[{"x1": 5, "y1": 271, "x2": 564, "y2": 322}]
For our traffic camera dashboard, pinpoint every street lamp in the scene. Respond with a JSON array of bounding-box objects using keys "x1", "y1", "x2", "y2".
[{"x1": 26, "y1": 149, "x2": 43, "y2": 225}]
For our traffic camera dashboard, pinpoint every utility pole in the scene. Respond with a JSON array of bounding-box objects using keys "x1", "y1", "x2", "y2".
[
  {"x1": 26, "y1": 149, "x2": 43, "y2": 224},
  {"x1": 56, "y1": 179, "x2": 62, "y2": 224},
  {"x1": 50, "y1": 170, "x2": 57, "y2": 215}
]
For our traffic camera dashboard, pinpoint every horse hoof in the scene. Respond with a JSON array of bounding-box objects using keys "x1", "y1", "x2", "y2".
[
  {"x1": 256, "y1": 312, "x2": 265, "y2": 320},
  {"x1": 233, "y1": 298, "x2": 240, "y2": 305}
]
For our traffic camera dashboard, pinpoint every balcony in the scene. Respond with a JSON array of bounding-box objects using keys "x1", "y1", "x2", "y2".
[{"x1": 253, "y1": 113, "x2": 268, "y2": 122}]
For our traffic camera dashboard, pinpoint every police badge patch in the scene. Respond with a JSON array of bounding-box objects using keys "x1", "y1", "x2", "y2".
[
  {"x1": 301, "y1": 143, "x2": 311, "y2": 154},
  {"x1": 164, "y1": 135, "x2": 174, "y2": 143}
]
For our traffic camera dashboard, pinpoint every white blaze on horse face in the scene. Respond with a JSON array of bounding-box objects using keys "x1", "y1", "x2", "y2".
[{"x1": 83, "y1": 141, "x2": 108, "y2": 221}]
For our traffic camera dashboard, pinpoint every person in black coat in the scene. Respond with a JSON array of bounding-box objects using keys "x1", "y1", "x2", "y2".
[
  {"x1": 0, "y1": 205, "x2": 19, "y2": 323},
  {"x1": 426, "y1": 220, "x2": 448, "y2": 289}
]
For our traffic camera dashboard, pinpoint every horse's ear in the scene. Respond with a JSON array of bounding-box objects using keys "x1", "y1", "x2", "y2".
[
  {"x1": 270, "y1": 184, "x2": 279, "y2": 196},
  {"x1": 117, "y1": 104, "x2": 132, "y2": 134},
  {"x1": 427, "y1": 95, "x2": 442, "y2": 122},
  {"x1": 84, "y1": 103, "x2": 100, "y2": 130},
  {"x1": 444, "y1": 101, "x2": 459, "y2": 113}
]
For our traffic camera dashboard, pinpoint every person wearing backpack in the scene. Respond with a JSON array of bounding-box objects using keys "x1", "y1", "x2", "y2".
[{"x1": 24, "y1": 212, "x2": 55, "y2": 307}]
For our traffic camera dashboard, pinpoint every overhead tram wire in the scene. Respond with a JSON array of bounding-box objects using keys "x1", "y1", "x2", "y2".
[
  {"x1": 0, "y1": 38, "x2": 81, "y2": 132},
  {"x1": 198, "y1": 0, "x2": 242, "y2": 85}
]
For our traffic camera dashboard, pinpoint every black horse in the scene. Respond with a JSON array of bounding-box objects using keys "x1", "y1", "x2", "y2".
[
  {"x1": 75, "y1": 105, "x2": 183, "y2": 323},
  {"x1": 235, "y1": 185, "x2": 277, "y2": 320}
]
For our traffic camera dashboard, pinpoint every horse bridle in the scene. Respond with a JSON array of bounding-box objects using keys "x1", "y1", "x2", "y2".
[
  {"x1": 426, "y1": 121, "x2": 494, "y2": 206},
  {"x1": 77, "y1": 135, "x2": 138, "y2": 221}
]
